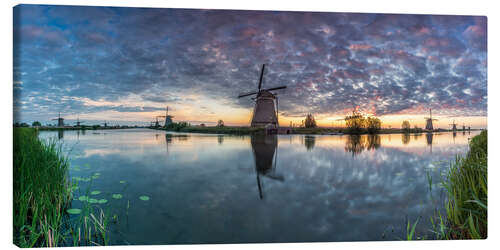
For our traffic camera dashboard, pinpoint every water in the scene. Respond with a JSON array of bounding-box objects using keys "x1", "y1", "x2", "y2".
[{"x1": 39, "y1": 129, "x2": 479, "y2": 244}]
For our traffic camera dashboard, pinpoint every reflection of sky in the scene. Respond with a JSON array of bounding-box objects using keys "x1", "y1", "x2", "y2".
[{"x1": 39, "y1": 129, "x2": 478, "y2": 243}]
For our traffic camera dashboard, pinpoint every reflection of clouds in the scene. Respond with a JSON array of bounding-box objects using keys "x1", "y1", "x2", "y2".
[{"x1": 39, "y1": 129, "x2": 478, "y2": 243}]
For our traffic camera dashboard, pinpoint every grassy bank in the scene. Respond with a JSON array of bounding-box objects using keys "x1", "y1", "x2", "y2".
[
  {"x1": 443, "y1": 130, "x2": 487, "y2": 239},
  {"x1": 13, "y1": 128, "x2": 72, "y2": 247},
  {"x1": 13, "y1": 128, "x2": 109, "y2": 247}
]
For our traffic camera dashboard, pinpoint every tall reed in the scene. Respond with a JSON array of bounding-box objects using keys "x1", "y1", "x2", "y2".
[
  {"x1": 13, "y1": 128, "x2": 72, "y2": 247},
  {"x1": 443, "y1": 130, "x2": 487, "y2": 239}
]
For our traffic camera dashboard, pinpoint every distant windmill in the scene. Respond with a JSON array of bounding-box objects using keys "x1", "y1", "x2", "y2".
[
  {"x1": 424, "y1": 108, "x2": 437, "y2": 131},
  {"x1": 102, "y1": 121, "x2": 108, "y2": 128},
  {"x1": 449, "y1": 120, "x2": 457, "y2": 131},
  {"x1": 238, "y1": 64, "x2": 287, "y2": 128},
  {"x1": 52, "y1": 112, "x2": 64, "y2": 127},
  {"x1": 74, "y1": 117, "x2": 84, "y2": 127},
  {"x1": 164, "y1": 106, "x2": 174, "y2": 127},
  {"x1": 462, "y1": 123, "x2": 466, "y2": 131}
]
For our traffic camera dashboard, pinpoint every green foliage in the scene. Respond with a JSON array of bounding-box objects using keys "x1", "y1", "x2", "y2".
[
  {"x1": 304, "y1": 114, "x2": 317, "y2": 128},
  {"x1": 402, "y1": 120, "x2": 411, "y2": 132},
  {"x1": 345, "y1": 111, "x2": 366, "y2": 133},
  {"x1": 32, "y1": 121, "x2": 42, "y2": 127},
  {"x1": 165, "y1": 121, "x2": 190, "y2": 131},
  {"x1": 443, "y1": 130, "x2": 487, "y2": 239},
  {"x1": 13, "y1": 128, "x2": 110, "y2": 247},
  {"x1": 217, "y1": 119, "x2": 225, "y2": 127},
  {"x1": 13, "y1": 128, "x2": 71, "y2": 247},
  {"x1": 366, "y1": 117, "x2": 381, "y2": 134}
]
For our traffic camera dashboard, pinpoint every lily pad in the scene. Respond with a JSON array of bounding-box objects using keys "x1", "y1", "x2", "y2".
[
  {"x1": 98, "y1": 199, "x2": 108, "y2": 204},
  {"x1": 119, "y1": 180, "x2": 126, "y2": 184},
  {"x1": 139, "y1": 196, "x2": 150, "y2": 201},
  {"x1": 112, "y1": 194, "x2": 123, "y2": 199},
  {"x1": 78, "y1": 196, "x2": 89, "y2": 202},
  {"x1": 94, "y1": 173, "x2": 101, "y2": 176},
  {"x1": 67, "y1": 208, "x2": 82, "y2": 215},
  {"x1": 90, "y1": 190, "x2": 101, "y2": 195},
  {"x1": 88, "y1": 198, "x2": 99, "y2": 203},
  {"x1": 91, "y1": 175, "x2": 100, "y2": 179}
]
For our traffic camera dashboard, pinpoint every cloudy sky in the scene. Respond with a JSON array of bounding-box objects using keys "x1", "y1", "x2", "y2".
[{"x1": 13, "y1": 5, "x2": 487, "y2": 128}]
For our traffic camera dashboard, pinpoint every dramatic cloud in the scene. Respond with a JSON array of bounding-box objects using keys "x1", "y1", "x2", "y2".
[{"x1": 13, "y1": 5, "x2": 487, "y2": 124}]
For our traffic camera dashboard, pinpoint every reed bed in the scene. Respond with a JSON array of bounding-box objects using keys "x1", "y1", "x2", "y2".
[
  {"x1": 13, "y1": 128, "x2": 109, "y2": 247},
  {"x1": 443, "y1": 130, "x2": 487, "y2": 239}
]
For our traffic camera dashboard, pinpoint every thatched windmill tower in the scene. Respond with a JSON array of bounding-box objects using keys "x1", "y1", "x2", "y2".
[
  {"x1": 238, "y1": 64, "x2": 287, "y2": 128},
  {"x1": 424, "y1": 108, "x2": 437, "y2": 130}
]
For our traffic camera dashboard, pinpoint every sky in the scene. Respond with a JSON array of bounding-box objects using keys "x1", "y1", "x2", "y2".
[{"x1": 13, "y1": 5, "x2": 487, "y2": 128}]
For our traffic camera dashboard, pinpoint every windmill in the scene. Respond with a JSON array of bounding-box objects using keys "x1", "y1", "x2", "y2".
[
  {"x1": 424, "y1": 108, "x2": 437, "y2": 131},
  {"x1": 462, "y1": 123, "x2": 466, "y2": 131},
  {"x1": 52, "y1": 112, "x2": 64, "y2": 127},
  {"x1": 238, "y1": 64, "x2": 287, "y2": 128},
  {"x1": 449, "y1": 120, "x2": 457, "y2": 131},
  {"x1": 154, "y1": 115, "x2": 165, "y2": 128},
  {"x1": 164, "y1": 106, "x2": 174, "y2": 127},
  {"x1": 74, "y1": 117, "x2": 84, "y2": 127},
  {"x1": 102, "y1": 121, "x2": 108, "y2": 128}
]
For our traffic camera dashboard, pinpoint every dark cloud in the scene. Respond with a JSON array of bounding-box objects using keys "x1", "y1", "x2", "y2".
[{"x1": 13, "y1": 5, "x2": 487, "y2": 123}]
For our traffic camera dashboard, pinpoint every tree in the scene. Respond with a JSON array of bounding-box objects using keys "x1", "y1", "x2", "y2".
[
  {"x1": 32, "y1": 121, "x2": 42, "y2": 127},
  {"x1": 304, "y1": 114, "x2": 317, "y2": 128},
  {"x1": 402, "y1": 120, "x2": 411, "y2": 132},
  {"x1": 217, "y1": 119, "x2": 224, "y2": 127},
  {"x1": 345, "y1": 110, "x2": 365, "y2": 133},
  {"x1": 366, "y1": 117, "x2": 382, "y2": 134}
]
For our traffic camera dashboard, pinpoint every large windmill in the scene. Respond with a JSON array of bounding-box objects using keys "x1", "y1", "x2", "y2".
[
  {"x1": 424, "y1": 108, "x2": 438, "y2": 131},
  {"x1": 52, "y1": 112, "x2": 64, "y2": 127},
  {"x1": 238, "y1": 64, "x2": 287, "y2": 128}
]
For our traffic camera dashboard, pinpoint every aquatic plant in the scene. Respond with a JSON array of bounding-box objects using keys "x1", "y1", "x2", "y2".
[
  {"x1": 13, "y1": 128, "x2": 111, "y2": 247},
  {"x1": 139, "y1": 196, "x2": 150, "y2": 201},
  {"x1": 442, "y1": 130, "x2": 487, "y2": 239},
  {"x1": 13, "y1": 128, "x2": 72, "y2": 247}
]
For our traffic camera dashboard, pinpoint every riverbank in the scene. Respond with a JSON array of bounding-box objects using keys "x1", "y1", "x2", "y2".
[
  {"x1": 443, "y1": 130, "x2": 487, "y2": 239},
  {"x1": 36, "y1": 126, "x2": 141, "y2": 131},
  {"x1": 13, "y1": 128, "x2": 109, "y2": 247}
]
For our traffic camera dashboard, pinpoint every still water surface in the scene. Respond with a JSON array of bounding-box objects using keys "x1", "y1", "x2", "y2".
[{"x1": 39, "y1": 129, "x2": 479, "y2": 244}]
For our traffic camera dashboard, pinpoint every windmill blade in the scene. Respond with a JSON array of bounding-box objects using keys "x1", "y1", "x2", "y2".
[
  {"x1": 264, "y1": 85, "x2": 287, "y2": 92},
  {"x1": 238, "y1": 91, "x2": 258, "y2": 98},
  {"x1": 258, "y1": 64, "x2": 265, "y2": 91}
]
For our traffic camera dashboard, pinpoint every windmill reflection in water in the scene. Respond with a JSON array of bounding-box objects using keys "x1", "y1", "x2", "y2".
[{"x1": 250, "y1": 135, "x2": 284, "y2": 199}]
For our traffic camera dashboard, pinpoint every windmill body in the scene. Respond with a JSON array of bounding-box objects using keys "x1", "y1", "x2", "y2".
[
  {"x1": 424, "y1": 108, "x2": 437, "y2": 131},
  {"x1": 238, "y1": 64, "x2": 287, "y2": 128},
  {"x1": 52, "y1": 112, "x2": 64, "y2": 127},
  {"x1": 164, "y1": 106, "x2": 174, "y2": 127}
]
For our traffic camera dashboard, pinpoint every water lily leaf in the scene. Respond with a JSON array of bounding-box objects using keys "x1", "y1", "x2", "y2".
[
  {"x1": 139, "y1": 196, "x2": 150, "y2": 201},
  {"x1": 94, "y1": 173, "x2": 101, "y2": 176},
  {"x1": 78, "y1": 196, "x2": 89, "y2": 202},
  {"x1": 91, "y1": 175, "x2": 99, "y2": 179},
  {"x1": 67, "y1": 208, "x2": 82, "y2": 215},
  {"x1": 112, "y1": 194, "x2": 123, "y2": 199},
  {"x1": 88, "y1": 198, "x2": 99, "y2": 203},
  {"x1": 73, "y1": 177, "x2": 82, "y2": 181},
  {"x1": 119, "y1": 180, "x2": 126, "y2": 184},
  {"x1": 98, "y1": 199, "x2": 108, "y2": 204},
  {"x1": 90, "y1": 190, "x2": 101, "y2": 195}
]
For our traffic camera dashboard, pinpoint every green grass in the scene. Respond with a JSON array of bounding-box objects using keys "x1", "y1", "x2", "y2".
[
  {"x1": 13, "y1": 128, "x2": 110, "y2": 247},
  {"x1": 442, "y1": 130, "x2": 487, "y2": 239},
  {"x1": 13, "y1": 128, "x2": 72, "y2": 247}
]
